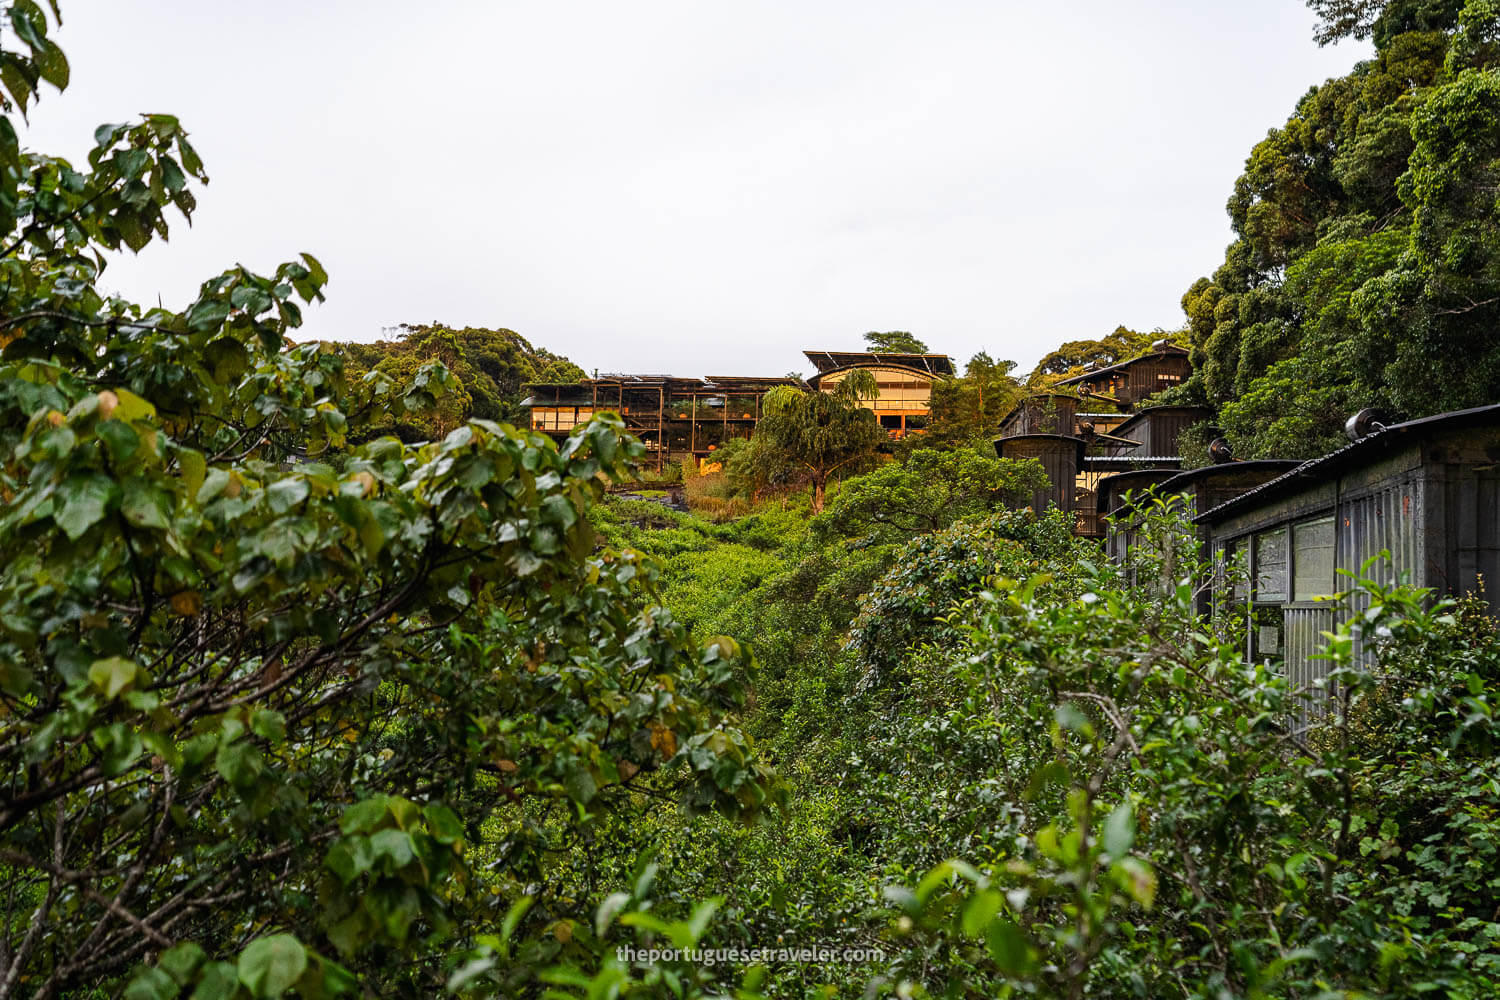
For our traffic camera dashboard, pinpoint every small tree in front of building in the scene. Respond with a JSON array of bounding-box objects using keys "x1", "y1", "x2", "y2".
[{"x1": 751, "y1": 371, "x2": 884, "y2": 512}]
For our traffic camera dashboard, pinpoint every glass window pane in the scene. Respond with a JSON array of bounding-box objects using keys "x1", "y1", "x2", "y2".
[
  {"x1": 1254, "y1": 530, "x2": 1288, "y2": 602},
  {"x1": 1293, "y1": 517, "x2": 1336, "y2": 601}
]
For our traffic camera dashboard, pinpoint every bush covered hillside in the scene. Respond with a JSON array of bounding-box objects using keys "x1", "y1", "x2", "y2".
[{"x1": 4, "y1": 1, "x2": 1500, "y2": 998}]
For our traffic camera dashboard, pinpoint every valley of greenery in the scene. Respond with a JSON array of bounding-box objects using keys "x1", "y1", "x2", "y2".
[{"x1": 3, "y1": 1, "x2": 1500, "y2": 998}]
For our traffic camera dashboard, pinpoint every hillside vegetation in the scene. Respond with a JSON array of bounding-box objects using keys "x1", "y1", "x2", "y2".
[{"x1": 3, "y1": 1, "x2": 1500, "y2": 999}]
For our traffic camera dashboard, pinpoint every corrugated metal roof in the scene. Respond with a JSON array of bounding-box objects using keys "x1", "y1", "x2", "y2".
[
  {"x1": 1195, "y1": 403, "x2": 1500, "y2": 524},
  {"x1": 1084, "y1": 455, "x2": 1182, "y2": 465}
]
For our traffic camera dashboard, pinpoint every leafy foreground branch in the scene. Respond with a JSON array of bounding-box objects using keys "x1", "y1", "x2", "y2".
[
  {"x1": 867, "y1": 507, "x2": 1500, "y2": 999},
  {"x1": 0, "y1": 6, "x2": 780, "y2": 994}
]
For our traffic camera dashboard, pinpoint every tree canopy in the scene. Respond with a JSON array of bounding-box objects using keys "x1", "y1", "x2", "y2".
[
  {"x1": 1170, "y1": 0, "x2": 1500, "y2": 457},
  {"x1": 744, "y1": 371, "x2": 884, "y2": 512},
  {"x1": 340, "y1": 323, "x2": 583, "y2": 441},
  {"x1": 861, "y1": 330, "x2": 929, "y2": 354},
  {"x1": 925, "y1": 352, "x2": 1025, "y2": 448}
]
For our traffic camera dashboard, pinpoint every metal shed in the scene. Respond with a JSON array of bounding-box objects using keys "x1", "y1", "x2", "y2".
[
  {"x1": 1195, "y1": 404, "x2": 1500, "y2": 711},
  {"x1": 1056, "y1": 345, "x2": 1191, "y2": 410}
]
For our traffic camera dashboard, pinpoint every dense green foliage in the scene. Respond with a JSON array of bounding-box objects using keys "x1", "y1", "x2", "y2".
[
  {"x1": 8, "y1": 2, "x2": 1500, "y2": 997},
  {"x1": 1172, "y1": 0, "x2": 1500, "y2": 456},
  {"x1": 925, "y1": 352, "x2": 1026, "y2": 449},
  {"x1": 737, "y1": 372, "x2": 884, "y2": 512},
  {"x1": 862, "y1": 331, "x2": 930, "y2": 354},
  {"x1": 583, "y1": 457, "x2": 1500, "y2": 999},
  {"x1": 0, "y1": 14, "x2": 775, "y2": 998},
  {"x1": 339, "y1": 323, "x2": 583, "y2": 441}
]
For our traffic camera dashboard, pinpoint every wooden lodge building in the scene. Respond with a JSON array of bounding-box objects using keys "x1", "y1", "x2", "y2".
[
  {"x1": 523, "y1": 349, "x2": 954, "y2": 472},
  {"x1": 994, "y1": 343, "x2": 1203, "y2": 536}
]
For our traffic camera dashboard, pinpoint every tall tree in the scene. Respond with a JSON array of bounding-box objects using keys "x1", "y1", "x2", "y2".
[
  {"x1": 863, "y1": 330, "x2": 930, "y2": 354},
  {"x1": 1171, "y1": 4, "x2": 1500, "y2": 456},
  {"x1": 926, "y1": 351, "x2": 1025, "y2": 447},
  {"x1": 752, "y1": 371, "x2": 884, "y2": 512}
]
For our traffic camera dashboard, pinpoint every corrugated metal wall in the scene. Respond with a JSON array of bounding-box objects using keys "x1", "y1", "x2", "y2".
[
  {"x1": 1283, "y1": 606, "x2": 1336, "y2": 727},
  {"x1": 1339, "y1": 480, "x2": 1421, "y2": 590},
  {"x1": 1009, "y1": 396, "x2": 1078, "y2": 436}
]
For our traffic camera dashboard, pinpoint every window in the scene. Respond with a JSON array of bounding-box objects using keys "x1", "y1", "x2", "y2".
[
  {"x1": 1253, "y1": 529, "x2": 1288, "y2": 602},
  {"x1": 1292, "y1": 516, "x2": 1335, "y2": 601},
  {"x1": 1219, "y1": 540, "x2": 1249, "y2": 602}
]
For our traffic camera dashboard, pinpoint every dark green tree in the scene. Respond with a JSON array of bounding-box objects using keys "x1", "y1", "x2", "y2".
[
  {"x1": 926, "y1": 352, "x2": 1025, "y2": 447},
  {"x1": 862, "y1": 330, "x2": 930, "y2": 354},
  {"x1": 340, "y1": 322, "x2": 583, "y2": 440},
  {"x1": 752, "y1": 371, "x2": 883, "y2": 512}
]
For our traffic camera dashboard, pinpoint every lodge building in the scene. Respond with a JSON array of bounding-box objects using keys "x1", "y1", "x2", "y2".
[{"x1": 523, "y1": 349, "x2": 953, "y2": 472}]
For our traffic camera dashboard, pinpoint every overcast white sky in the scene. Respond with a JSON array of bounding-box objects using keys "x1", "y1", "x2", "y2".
[{"x1": 19, "y1": 1, "x2": 1363, "y2": 377}]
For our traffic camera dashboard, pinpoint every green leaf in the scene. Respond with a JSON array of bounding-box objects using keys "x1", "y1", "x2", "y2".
[
  {"x1": 98, "y1": 419, "x2": 142, "y2": 463},
  {"x1": 108, "y1": 388, "x2": 154, "y2": 422},
  {"x1": 421, "y1": 802, "x2": 464, "y2": 845},
  {"x1": 250, "y1": 709, "x2": 286, "y2": 743},
  {"x1": 189, "y1": 961, "x2": 239, "y2": 1000},
  {"x1": 177, "y1": 134, "x2": 204, "y2": 176},
  {"x1": 123, "y1": 967, "x2": 177, "y2": 1000},
  {"x1": 88, "y1": 656, "x2": 139, "y2": 699},
  {"x1": 187, "y1": 299, "x2": 230, "y2": 332},
  {"x1": 158, "y1": 941, "x2": 207, "y2": 986},
  {"x1": 369, "y1": 827, "x2": 414, "y2": 870},
  {"x1": 215, "y1": 740, "x2": 264, "y2": 789},
  {"x1": 93, "y1": 723, "x2": 142, "y2": 775},
  {"x1": 961, "y1": 888, "x2": 1001, "y2": 938},
  {"x1": 595, "y1": 891, "x2": 631, "y2": 938},
  {"x1": 34, "y1": 41, "x2": 67, "y2": 89},
  {"x1": 564, "y1": 767, "x2": 597, "y2": 804},
  {"x1": 56, "y1": 472, "x2": 118, "y2": 540},
  {"x1": 325, "y1": 836, "x2": 373, "y2": 885},
  {"x1": 236, "y1": 934, "x2": 307, "y2": 999},
  {"x1": 197, "y1": 468, "x2": 231, "y2": 504},
  {"x1": 266, "y1": 477, "x2": 308, "y2": 514},
  {"x1": 339, "y1": 796, "x2": 390, "y2": 835},
  {"x1": 985, "y1": 919, "x2": 1034, "y2": 975},
  {"x1": 1103, "y1": 802, "x2": 1135, "y2": 859},
  {"x1": 122, "y1": 478, "x2": 171, "y2": 530},
  {"x1": 177, "y1": 448, "x2": 206, "y2": 501}
]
